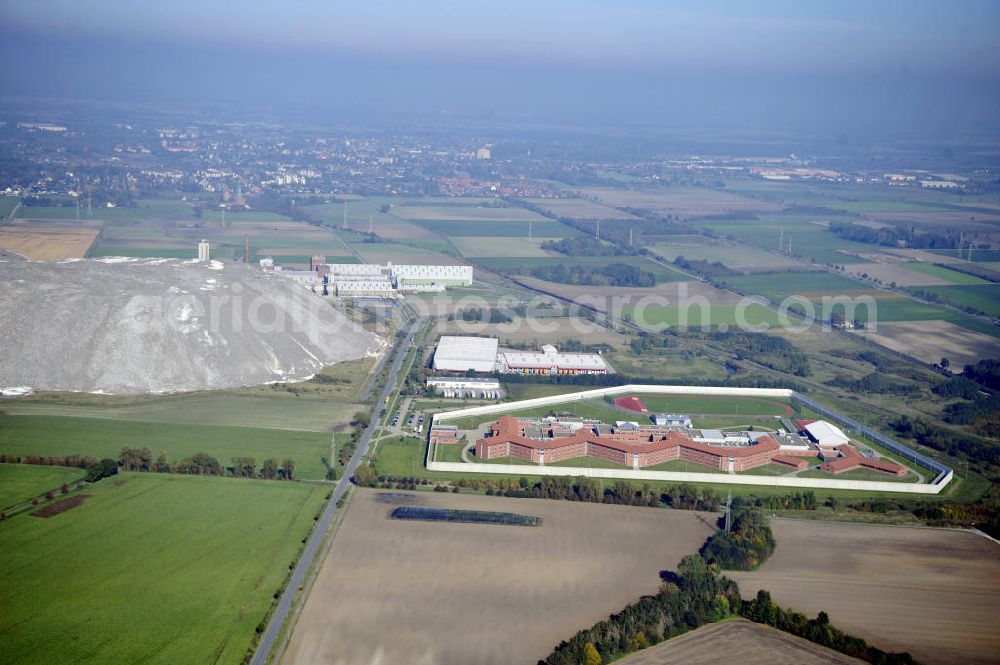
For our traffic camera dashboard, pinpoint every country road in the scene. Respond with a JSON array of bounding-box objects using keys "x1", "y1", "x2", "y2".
[{"x1": 251, "y1": 317, "x2": 420, "y2": 665}]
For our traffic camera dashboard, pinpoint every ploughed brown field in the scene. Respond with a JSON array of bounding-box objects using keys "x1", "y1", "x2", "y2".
[
  {"x1": 282, "y1": 489, "x2": 717, "y2": 665},
  {"x1": 729, "y1": 519, "x2": 1000, "y2": 665},
  {"x1": 850, "y1": 319, "x2": 999, "y2": 369},
  {"x1": 617, "y1": 619, "x2": 865, "y2": 665}
]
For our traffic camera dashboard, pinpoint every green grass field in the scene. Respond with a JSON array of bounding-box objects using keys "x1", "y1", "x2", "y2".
[
  {"x1": 699, "y1": 218, "x2": 874, "y2": 265},
  {"x1": 410, "y1": 219, "x2": 578, "y2": 237},
  {"x1": 900, "y1": 262, "x2": 991, "y2": 285},
  {"x1": 0, "y1": 415, "x2": 332, "y2": 479},
  {"x1": 722, "y1": 271, "x2": 868, "y2": 300},
  {"x1": 449, "y1": 237, "x2": 553, "y2": 257},
  {"x1": 0, "y1": 473, "x2": 326, "y2": 665},
  {"x1": 4, "y1": 392, "x2": 364, "y2": 433},
  {"x1": 927, "y1": 248, "x2": 1000, "y2": 262},
  {"x1": 616, "y1": 394, "x2": 792, "y2": 416},
  {"x1": 476, "y1": 255, "x2": 689, "y2": 283},
  {"x1": 0, "y1": 196, "x2": 20, "y2": 219},
  {"x1": 16, "y1": 199, "x2": 195, "y2": 221},
  {"x1": 628, "y1": 303, "x2": 783, "y2": 328},
  {"x1": 912, "y1": 284, "x2": 1000, "y2": 317},
  {"x1": 0, "y1": 464, "x2": 86, "y2": 511}
]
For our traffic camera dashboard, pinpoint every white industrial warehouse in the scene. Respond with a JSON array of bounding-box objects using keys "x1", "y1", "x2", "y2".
[
  {"x1": 431, "y1": 336, "x2": 609, "y2": 376},
  {"x1": 432, "y1": 336, "x2": 500, "y2": 373}
]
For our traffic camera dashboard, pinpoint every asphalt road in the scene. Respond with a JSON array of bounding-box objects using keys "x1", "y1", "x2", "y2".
[{"x1": 251, "y1": 318, "x2": 419, "y2": 665}]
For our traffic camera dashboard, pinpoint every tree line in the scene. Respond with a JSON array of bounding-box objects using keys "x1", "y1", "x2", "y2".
[
  {"x1": 530, "y1": 262, "x2": 656, "y2": 288},
  {"x1": 541, "y1": 509, "x2": 917, "y2": 665}
]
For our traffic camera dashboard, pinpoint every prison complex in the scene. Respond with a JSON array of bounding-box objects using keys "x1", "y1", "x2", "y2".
[{"x1": 473, "y1": 415, "x2": 907, "y2": 475}]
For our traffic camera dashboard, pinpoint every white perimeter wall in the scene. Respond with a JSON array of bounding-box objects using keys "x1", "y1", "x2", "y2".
[{"x1": 428, "y1": 384, "x2": 951, "y2": 495}]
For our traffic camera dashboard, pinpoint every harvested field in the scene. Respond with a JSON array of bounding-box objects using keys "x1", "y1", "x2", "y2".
[
  {"x1": 850, "y1": 319, "x2": 999, "y2": 368},
  {"x1": 617, "y1": 619, "x2": 865, "y2": 665},
  {"x1": 868, "y1": 211, "x2": 1000, "y2": 233},
  {"x1": 391, "y1": 204, "x2": 546, "y2": 223},
  {"x1": 650, "y1": 242, "x2": 805, "y2": 272},
  {"x1": 515, "y1": 276, "x2": 742, "y2": 312},
  {"x1": 0, "y1": 221, "x2": 101, "y2": 259},
  {"x1": 354, "y1": 245, "x2": 467, "y2": 265},
  {"x1": 524, "y1": 197, "x2": 642, "y2": 220},
  {"x1": 842, "y1": 263, "x2": 956, "y2": 286},
  {"x1": 729, "y1": 520, "x2": 1000, "y2": 665},
  {"x1": 282, "y1": 489, "x2": 717, "y2": 665},
  {"x1": 450, "y1": 236, "x2": 554, "y2": 257},
  {"x1": 577, "y1": 187, "x2": 785, "y2": 218},
  {"x1": 433, "y1": 317, "x2": 629, "y2": 347}
]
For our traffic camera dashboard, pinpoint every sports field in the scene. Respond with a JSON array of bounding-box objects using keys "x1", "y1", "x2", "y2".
[
  {"x1": 730, "y1": 520, "x2": 1000, "y2": 665},
  {"x1": 612, "y1": 394, "x2": 793, "y2": 416},
  {"x1": 0, "y1": 473, "x2": 327, "y2": 665},
  {"x1": 0, "y1": 464, "x2": 86, "y2": 511},
  {"x1": 0, "y1": 415, "x2": 332, "y2": 479},
  {"x1": 281, "y1": 489, "x2": 716, "y2": 665}
]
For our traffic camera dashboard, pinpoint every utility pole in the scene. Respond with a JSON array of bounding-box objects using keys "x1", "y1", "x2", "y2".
[
  {"x1": 725, "y1": 491, "x2": 733, "y2": 532},
  {"x1": 629, "y1": 227, "x2": 633, "y2": 246},
  {"x1": 369, "y1": 214, "x2": 373, "y2": 234},
  {"x1": 778, "y1": 227, "x2": 783, "y2": 251},
  {"x1": 342, "y1": 200, "x2": 347, "y2": 230},
  {"x1": 596, "y1": 219, "x2": 600, "y2": 241},
  {"x1": 528, "y1": 221, "x2": 532, "y2": 241}
]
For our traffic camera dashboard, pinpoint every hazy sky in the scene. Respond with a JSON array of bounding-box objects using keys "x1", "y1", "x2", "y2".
[{"x1": 2, "y1": 1, "x2": 999, "y2": 137}]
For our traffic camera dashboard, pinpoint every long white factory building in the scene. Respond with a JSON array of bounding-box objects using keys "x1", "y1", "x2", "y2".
[
  {"x1": 432, "y1": 336, "x2": 609, "y2": 375},
  {"x1": 270, "y1": 259, "x2": 473, "y2": 296}
]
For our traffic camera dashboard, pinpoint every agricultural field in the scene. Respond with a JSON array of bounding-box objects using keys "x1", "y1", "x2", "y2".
[
  {"x1": 433, "y1": 317, "x2": 629, "y2": 348},
  {"x1": 617, "y1": 620, "x2": 865, "y2": 665},
  {"x1": 513, "y1": 276, "x2": 741, "y2": 312},
  {"x1": 0, "y1": 195, "x2": 20, "y2": 219},
  {"x1": 650, "y1": 241, "x2": 807, "y2": 272},
  {"x1": 352, "y1": 242, "x2": 466, "y2": 265},
  {"x1": 449, "y1": 236, "x2": 555, "y2": 257},
  {"x1": 628, "y1": 303, "x2": 783, "y2": 329},
  {"x1": 914, "y1": 284, "x2": 1000, "y2": 318},
  {"x1": 0, "y1": 220, "x2": 102, "y2": 259},
  {"x1": 391, "y1": 203, "x2": 547, "y2": 223},
  {"x1": 850, "y1": 319, "x2": 1000, "y2": 368},
  {"x1": 0, "y1": 464, "x2": 85, "y2": 511},
  {"x1": 729, "y1": 520, "x2": 1000, "y2": 665},
  {"x1": 576, "y1": 186, "x2": 785, "y2": 218},
  {"x1": 524, "y1": 197, "x2": 642, "y2": 220},
  {"x1": 15, "y1": 199, "x2": 196, "y2": 222},
  {"x1": 928, "y1": 248, "x2": 1000, "y2": 262},
  {"x1": 722, "y1": 271, "x2": 870, "y2": 301},
  {"x1": 481, "y1": 256, "x2": 689, "y2": 283},
  {"x1": 699, "y1": 218, "x2": 874, "y2": 266},
  {"x1": 896, "y1": 262, "x2": 992, "y2": 285},
  {"x1": 281, "y1": 489, "x2": 717, "y2": 665},
  {"x1": 0, "y1": 414, "x2": 333, "y2": 480},
  {"x1": 841, "y1": 262, "x2": 966, "y2": 287},
  {"x1": 0, "y1": 473, "x2": 327, "y2": 665}
]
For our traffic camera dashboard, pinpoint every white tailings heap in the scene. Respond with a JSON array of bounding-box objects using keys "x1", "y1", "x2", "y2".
[{"x1": 0, "y1": 256, "x2": 382, "y2": 394}]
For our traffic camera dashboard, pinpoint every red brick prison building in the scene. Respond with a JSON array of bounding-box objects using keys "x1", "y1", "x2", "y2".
[
  {"x1": 475, "y1": 416, "x2": 782, "y2": 472},
  {"x1": 819, "y1": 444, "x2": 907, "y2": 476}
]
